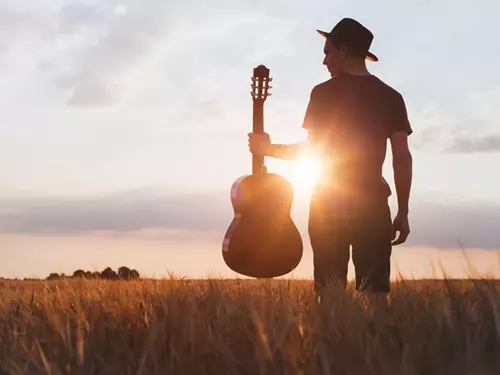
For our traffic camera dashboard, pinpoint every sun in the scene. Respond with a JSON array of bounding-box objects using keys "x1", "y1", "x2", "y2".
[{"x1": 287, "y1": 155, "x2": 322, "y2": 195}]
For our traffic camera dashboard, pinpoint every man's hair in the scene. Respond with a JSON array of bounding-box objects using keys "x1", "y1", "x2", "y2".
[{"x1": 328, "y1": 37, "x2": 366, "y2": 59}]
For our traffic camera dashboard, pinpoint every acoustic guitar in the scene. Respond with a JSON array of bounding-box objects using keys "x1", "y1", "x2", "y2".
[{"x1": 222, "y1": 64, "x2": 303, "y2": 278}]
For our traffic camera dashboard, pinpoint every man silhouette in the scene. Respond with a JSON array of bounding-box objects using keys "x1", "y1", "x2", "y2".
[{"x1": 248, "y1": 18, "x2": 413, "y2": 302}]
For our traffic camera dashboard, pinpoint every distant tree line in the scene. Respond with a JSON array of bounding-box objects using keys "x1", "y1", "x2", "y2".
[{"x1": 46, "y1": 266, "x2": 141, "y2": 281}]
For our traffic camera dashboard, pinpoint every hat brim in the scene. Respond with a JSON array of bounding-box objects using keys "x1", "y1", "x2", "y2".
[{"x1": 316, "y1": 29, "x2": 378, "y2": 62}]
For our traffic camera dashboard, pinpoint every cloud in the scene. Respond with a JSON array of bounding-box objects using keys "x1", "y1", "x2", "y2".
[
  {"x1": 0, "y1": 189, "x2": 239, "y2": 238},
  {"x1": 0, "y1": 189, "x2": 232, "y2": 235},
  {"x1": 68, "y1": 82, "x2": 117, "y2": 107},
  {"x1": 408, "y1": 93, "x2": 500, "y2": 154},
  {"x1": 66, "y1": 81, "x2": 117, "y2": 106},
  {"x1": 411, "y1": 128, "x2": 500, "y2": 154},
  {"x1": 46, "y1": 0, "x2": 303, "y2": 107},
  {"x1": 444, "y1": 134, "x2": 500, "y2": 154},
  {"x1": 57, "y1": 3, "x2": 109, "y2": 34},
  {"x1": 59, "y1": 1, "x2": 173, "y2": 106},
  {"x1": 409, "y1": 125, "x2": 443, "y2": 150},
  {"x1": 0, "y1": 4, "x2": 53, "y2": 56},
  {"x1": 438, "y1": 86, "x2": 500, "y2": 153},
  {"x1": 1, "y1": 189, "x2": 500, "y2": 251},
  {"x1": 405, "y1": 197, "x2": 500, "y2": 250}
]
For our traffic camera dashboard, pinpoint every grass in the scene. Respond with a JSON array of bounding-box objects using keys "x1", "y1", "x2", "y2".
[{"x1": 1, "y1": 277, "x2": 500, "y2": 374}]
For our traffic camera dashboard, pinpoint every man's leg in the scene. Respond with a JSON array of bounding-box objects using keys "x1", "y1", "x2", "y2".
[
  {"x1": 308, "y1": 197, "x2": 353, "y2": 375},
  {"x1": 350, "y1": 199, "x2": 393, "y2": 302},
  {"x1": 308, "y1": 199, "x2": 351, "y2": 294}
]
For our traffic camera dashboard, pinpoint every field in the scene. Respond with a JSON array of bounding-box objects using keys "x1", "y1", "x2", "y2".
[{"x1": 1, "y1": 277, "x2": 500, "y2": 375}]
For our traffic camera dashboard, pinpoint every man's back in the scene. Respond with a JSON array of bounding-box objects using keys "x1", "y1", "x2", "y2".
[{"x1": 302, "y1": 72, "x2": 412, "y2": 199}]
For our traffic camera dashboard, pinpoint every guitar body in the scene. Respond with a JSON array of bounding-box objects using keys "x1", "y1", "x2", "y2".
[{"x1": 222, "y1": 172, "x2": 303, "y2": 278}]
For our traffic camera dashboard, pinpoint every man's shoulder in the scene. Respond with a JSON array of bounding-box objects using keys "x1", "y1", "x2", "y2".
[
  {"x1": 310, "y1": 79, "x2": 333, "y2": 94},
  {"x1": 371, "y1": 76, "x2": 404, "y2": 98},
  {"x1": 309, "y1": 78, "x2": 341, "y2": 101},
  {"x1": 311, "y1": 75, "x2": 403, "y2": 96}
]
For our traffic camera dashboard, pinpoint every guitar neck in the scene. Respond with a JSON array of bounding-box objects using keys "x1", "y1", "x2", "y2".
[{"x1": 252, "y1": 100, "x2": 265, "y2": 175}]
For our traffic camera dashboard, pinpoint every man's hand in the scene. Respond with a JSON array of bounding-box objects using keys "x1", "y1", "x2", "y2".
[
  {"x1": 392, "y1": 212, "x2": 410, "y2": 246},
  {"x1": 248, "y1": 132, "x2": 272, "y2": 156}
]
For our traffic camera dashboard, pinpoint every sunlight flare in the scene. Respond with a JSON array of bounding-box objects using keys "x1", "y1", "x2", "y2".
[{"x1": 288, "y1": 155, "x2": 322, "y2": 195}]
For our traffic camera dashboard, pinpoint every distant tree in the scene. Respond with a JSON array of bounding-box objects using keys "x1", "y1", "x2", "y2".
[
  {"x1": 118, "y1": 266, "x2": 131, "y2": 280},
  {"x1": 45, "y1": 268, "x2": 141, "y2": 281},
  {"x1": 100, "y1": 267, "x2": 119, "y2": 280},
  {"x1": 72, "y1": 269, "x2": 86, "y2": 278},
  {"x1": 130, "y1": 269, "x2": 140, "y2": 280}
]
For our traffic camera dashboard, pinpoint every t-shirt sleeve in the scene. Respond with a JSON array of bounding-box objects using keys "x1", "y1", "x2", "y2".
[
  {"x1": 387, "y1": 93, "x2": 413, "y2": 137},
  {"x1": 301, "y1": 86, "x2": 320, "y2": 130}
]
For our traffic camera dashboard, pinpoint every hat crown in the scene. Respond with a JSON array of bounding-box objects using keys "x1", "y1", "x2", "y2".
[
  {"x1": 316, "y1": 17, "x2": 378, "y2": 61},
  {"x1": 329, "y1": 18, "x2": 374, "y2": 51}
]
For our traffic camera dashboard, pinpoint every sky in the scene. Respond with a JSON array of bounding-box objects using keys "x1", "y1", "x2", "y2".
[{"x1": 1, "y1": 0, "x2": 500, "y2": 280}]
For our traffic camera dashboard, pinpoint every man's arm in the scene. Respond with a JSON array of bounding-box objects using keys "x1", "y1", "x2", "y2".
[
  {"x1": 390, "y1": 131, "x2": 413, "y2": 214},
  {"x1": 251, "y1": 127, "x2": 324, "y2": 161},
  {"x1": 265, "y1": 141, "x2": 307, "y2": 161}
]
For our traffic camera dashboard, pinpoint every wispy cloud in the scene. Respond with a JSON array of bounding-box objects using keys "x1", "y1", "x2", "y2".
[
  {"x1": 1, "y1": 189, "x2": 500, "y2": 250},
  {"x1": 408, "y1": 85, "x2": 500, "y2": 153},
  {"x1": 444, "y1": 134, "x2": 500, "y2": 154},
  {"x1": 0, "y1": 189, "x2": 232, "y2": 235},
  {"x1": 0, "y1": 5, "x2": 50, "y2": 53},
  {"x1": 57, "y1": 1, "x2": 172, "y2": 106},
  {"x1": 35, "y1": 0, "x2": 304, "y2": 107},
  {"x1": 58, "y1": 3, "x2": 110, "y2": 34}
]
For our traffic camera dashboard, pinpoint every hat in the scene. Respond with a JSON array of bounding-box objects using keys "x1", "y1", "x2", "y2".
[{"x1": 317, "y1": 18, "x2": 378, "y2": 62}]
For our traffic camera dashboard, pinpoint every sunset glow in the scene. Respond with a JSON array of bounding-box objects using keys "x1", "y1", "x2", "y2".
[{"x1": 288, "y1": 155, "x2": 322, "y2": 195}]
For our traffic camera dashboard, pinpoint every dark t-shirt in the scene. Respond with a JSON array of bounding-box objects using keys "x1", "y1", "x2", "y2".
[{"x1": 302, "y1": 73, "x2": 412, "y2": 200}]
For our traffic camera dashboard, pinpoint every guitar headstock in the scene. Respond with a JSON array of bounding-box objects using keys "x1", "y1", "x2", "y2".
[{"x1": 251, "y1": 64, "x2": 272, "y2": 102}]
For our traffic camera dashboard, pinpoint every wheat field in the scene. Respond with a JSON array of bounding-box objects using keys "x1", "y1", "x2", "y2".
[{"x1": 1, "y1": 276, "x2": 500, "y2": 375}]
